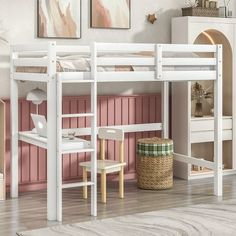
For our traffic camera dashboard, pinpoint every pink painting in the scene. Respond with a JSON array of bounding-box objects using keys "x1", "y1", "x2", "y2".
[
  {"x1": 38, "y1": 0, "x2": 81, "y2": 39},
  {"x1": 91, "y1": 0, "x2": 131, "y2": 29}
]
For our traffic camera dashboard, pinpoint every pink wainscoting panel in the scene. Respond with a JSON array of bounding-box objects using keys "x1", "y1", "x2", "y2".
[{"x1": 5, "y1": 94, "x2": 161, "y2": 192}]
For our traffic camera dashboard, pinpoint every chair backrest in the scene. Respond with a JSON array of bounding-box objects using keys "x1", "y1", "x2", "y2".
[
  {"x1": 98, "y1": 128, "x2": 124, "y2": 141},
  {"x1": 99, "y1": 128, "x2": 125, "y2": 162}
]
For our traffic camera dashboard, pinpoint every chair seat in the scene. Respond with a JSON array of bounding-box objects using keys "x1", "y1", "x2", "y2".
[{"x1": 80, "y1": 160, "x2": 126, "y2": 174}]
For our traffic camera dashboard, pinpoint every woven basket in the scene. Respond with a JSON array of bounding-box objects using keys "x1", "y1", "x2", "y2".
[
  {"x1": 182, "y1": 7, "x2": 219, "y2": 17},
  {"x1": 137, "y1": 137, "x2": 173, "y2": 190}
]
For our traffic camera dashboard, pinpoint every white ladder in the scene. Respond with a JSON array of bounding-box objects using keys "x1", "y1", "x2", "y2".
[{"x1": 56, "y1": 43, "x2": 98, "y2": 221}]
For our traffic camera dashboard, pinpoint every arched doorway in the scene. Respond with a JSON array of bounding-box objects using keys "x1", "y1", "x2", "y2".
[
  {"x1": 194, "y1": 29, "x2": 232, "y2": 116},
  {"x1": 191, "y1": 30, "x2": 233, "y2": 173}
]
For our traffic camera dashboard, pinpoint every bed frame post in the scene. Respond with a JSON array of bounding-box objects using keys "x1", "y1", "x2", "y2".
[
  {"x1": 214, "y1": 44, "x2": 223, "y2": 196},
  {"x1": 10, "y1": 47, "x2": 19, "y2": 198},
  {"x1": 156, "y1": 44, "x2": 163, "y2": 80},
  {"x1": 91, "y1": 42, "x2": 97, "y2": 216},
  {"x1": 162, "y1": 82, "x2": 169, "y2": 139},
  {"x1": 156, "y1": 44, "x2": 169, "y2": 138},
  {"x1": 47, "y1": 42, "x2": 58, "y2": 220},
  {"x1": 56, "y1": 74, "x2": 62, "y2": 221}
]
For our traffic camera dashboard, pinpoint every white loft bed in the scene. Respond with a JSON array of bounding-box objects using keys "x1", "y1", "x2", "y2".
[{"x1": 10, "y1": 42, "x2": 223, "y2": 222}]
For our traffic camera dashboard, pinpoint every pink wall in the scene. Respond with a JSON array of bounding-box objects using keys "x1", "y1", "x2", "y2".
[{"x1": 5, "y1": 94, "x2": 161, "y2": 192}]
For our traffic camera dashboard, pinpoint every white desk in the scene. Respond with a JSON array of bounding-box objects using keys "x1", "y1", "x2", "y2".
[{"x1": 19, "y1": 131, "x2": 92, "y2": 154}]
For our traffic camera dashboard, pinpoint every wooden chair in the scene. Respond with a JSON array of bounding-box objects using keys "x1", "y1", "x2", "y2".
[{"x1": 80, "y1": 128, "x2": 126, "y2": 203}]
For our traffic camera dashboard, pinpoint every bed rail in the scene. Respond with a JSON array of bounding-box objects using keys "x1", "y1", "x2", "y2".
[
  {"x1": 11, "y1": 42, "x2": 56, "y2": 82},
  {"x1": 11, "y1": 42, "x2": 218, "y2": 83}
]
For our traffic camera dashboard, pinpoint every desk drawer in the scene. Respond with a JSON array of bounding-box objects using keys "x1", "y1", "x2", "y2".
[
  {"x1": 191, "y1": 130, "x2": 232, "y2": 143},
  {"x1": 191, "y1": 117, "x2": 232, "y2": 132}
]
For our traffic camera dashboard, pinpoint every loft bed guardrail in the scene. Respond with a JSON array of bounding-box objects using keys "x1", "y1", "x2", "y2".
[
  {"x1": 10, "y1": 42, "x2": 222, "y2": 222},
  {"x1": 11, "y1": 42, "x2": 217, "y2": 83}
]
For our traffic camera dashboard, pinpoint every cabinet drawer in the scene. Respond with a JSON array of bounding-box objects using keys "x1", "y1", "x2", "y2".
[
  {"x1": 191, "y1": 117, "x2": 232, "y2": 132},
  {"x1": 191, "y1": 130, "x2": 232, "y2": 143}
]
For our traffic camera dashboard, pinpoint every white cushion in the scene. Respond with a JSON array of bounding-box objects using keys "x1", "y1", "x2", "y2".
[{"x1": 0, "y1": 172, "x2": 3, "y2": 179}]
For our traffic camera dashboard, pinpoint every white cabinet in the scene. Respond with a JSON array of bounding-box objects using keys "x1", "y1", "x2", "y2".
[{"x1": 172, "y1": 17, "x2": 236, "y2": 180}]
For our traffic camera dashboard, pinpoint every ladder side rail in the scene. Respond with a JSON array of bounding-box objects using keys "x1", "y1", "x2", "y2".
[
  {"x1": 90, "y1": 42, "x2": 97, "y2": 217},
  {"x1": 56, "y1": 74, "x2": 63, "y2": 221}
]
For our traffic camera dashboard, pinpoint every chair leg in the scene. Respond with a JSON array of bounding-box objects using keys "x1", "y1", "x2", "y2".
[
  {"x1": 83, "y1": 167, "x2": 87, "y2": 199},
  {"x1": 119, "y1": 166, "x2": 124, "y2": 199},
  {"x1": 101, "y1": 170, "x2": 106, "y2": 203}
]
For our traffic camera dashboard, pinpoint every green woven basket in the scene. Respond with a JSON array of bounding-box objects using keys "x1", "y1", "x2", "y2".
[
  {"x1": 137, "y1": 137, "x2": 173, "y2": 190},
  {"x1": 137, "y1": 137, "x2": 173, "y2": 157}
]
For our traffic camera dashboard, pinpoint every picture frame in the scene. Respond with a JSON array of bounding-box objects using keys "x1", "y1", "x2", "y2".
[
  {"x1": 37, "y1": 0, "x2": 82, "y2": 39},
  {"x1": 90, "y1": 0, "x2": 131, "y2": 29}
]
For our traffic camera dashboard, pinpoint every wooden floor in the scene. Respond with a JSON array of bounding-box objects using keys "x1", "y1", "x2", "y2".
[{"x1": 1, "y1": 176, "x2": 236, "y2": 236}]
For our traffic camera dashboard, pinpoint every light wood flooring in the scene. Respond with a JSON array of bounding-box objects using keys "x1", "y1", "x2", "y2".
[{"x1": 1, "y1": 176, "x2": 236, "y2": 236}]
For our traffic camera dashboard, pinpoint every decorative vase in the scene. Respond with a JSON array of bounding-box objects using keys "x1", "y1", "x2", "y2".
[
  {"x1": 194, "y1": 102, "x2": 203, "y2": 117},
  {"x1": 219, "y1": 6, "x2": 232, "y2": 18},
  {"x1": 225, "y1": 6, "x2": 228, "y2": 17}
]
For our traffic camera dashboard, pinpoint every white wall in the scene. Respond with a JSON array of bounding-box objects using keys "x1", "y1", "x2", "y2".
[{"x1": 0, "y1": 0, "x2": 235, "y2": 98}]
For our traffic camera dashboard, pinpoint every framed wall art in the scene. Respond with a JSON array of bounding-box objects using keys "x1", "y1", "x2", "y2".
[
  {"x1": 37, "y1": 0, "x2": 81, "y2": 39},
  {"x1": 90, "y1": 0, "x2": 131, "y2": 29}
]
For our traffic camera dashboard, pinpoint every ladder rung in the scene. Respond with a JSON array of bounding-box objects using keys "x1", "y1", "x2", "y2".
[
  {"x1": 62, "y1": 113, "x2": 94, "y2": 118},
  {"x1": 62, "y1": 181, "x2": 94, "y2": 189},
  {"x1": 62, "y1": 148, "x2": 94, "y2": 155}
]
